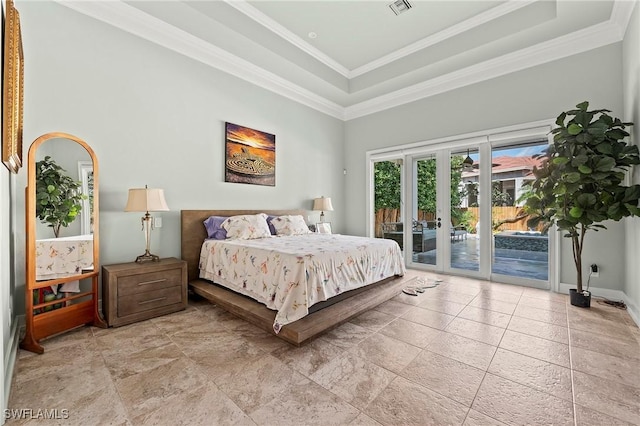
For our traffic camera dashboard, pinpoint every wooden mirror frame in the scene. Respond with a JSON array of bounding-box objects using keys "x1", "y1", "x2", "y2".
[{"x1": 20, "y1": 132, "x2": 107, "y2": 354}]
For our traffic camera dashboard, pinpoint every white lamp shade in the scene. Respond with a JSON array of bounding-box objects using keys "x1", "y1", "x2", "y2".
[
  {"x1": 124, "y1": 188, "x2": 169, "y2": 212},
  {"x1": 313, "y1": 197, "x2": 334, "y2": 212}
]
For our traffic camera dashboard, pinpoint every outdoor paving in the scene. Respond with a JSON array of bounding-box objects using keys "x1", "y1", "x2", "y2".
[{"x1": 413, "y1": 237, "x2": 549, "y2": 281}]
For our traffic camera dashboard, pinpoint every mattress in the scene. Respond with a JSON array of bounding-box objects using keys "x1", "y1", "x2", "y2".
[{"x1": 199, "y1": 233, "x2": 405, "y2": 332}]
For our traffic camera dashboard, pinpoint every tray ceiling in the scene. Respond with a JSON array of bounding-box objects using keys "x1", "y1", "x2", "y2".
[{"x1": 57, "y1": 0, "x2": 633, "y2": 120}]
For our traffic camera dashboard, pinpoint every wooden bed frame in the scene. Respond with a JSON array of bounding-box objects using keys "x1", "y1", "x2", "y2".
[{"x1": 180, "y1": 209, "x2": 414, "y2": 346}]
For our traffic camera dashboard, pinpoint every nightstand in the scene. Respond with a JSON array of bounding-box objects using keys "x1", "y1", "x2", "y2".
[{"x1": 102, "y1": 257, "x2": 187, "y2": 327}]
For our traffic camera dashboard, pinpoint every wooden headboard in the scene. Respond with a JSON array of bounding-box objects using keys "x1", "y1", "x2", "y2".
[{"x1": 180, "y1": 209, "x2": 307, "y2": 283}]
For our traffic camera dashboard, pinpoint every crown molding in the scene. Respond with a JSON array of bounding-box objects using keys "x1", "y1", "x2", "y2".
[
  {"x1": 54, "y1": 0, "x2": 633, "y2": 122},
  {"x1": 349, "y1": 0, "x2": 537, "y2": 78},
  {"x1": 54, "y1": 0, "x2": 345, "y2": 120},
  {"x1": 343, "y1": 19, "x2": 624, "y2": 120},
  {"x1": 610, "y1": 0, "x2": 637, "y2": 38},
  {"x1": 224, "y1": 0, "x2": 350, "y2": 77}
]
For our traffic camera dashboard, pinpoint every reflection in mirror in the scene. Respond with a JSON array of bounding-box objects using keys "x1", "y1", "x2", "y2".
[
  {"x1": 22, "y1": 132, "x2": 107, "y2": 354},
  {"x1": 78, "y1": 161, "x2": 94, "y2": 235},
  {"x1": 34, "y1": 138, "x2": 93, "y2": 284}
]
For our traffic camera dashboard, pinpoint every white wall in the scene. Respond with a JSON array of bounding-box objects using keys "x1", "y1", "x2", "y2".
[
  {"x1": 344, "y1": 44, "x2": 626, "y2": 290},
  {"x1": 16, "y1": 1, "x2": 345, "y2": 316},
  {"x1": 623, "y1": 3, "x2": 640, "y2": 323}
]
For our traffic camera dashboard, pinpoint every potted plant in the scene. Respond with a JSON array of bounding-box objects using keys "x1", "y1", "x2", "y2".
[
  {"x1": 524, "y1": 102, "x2": 640, "y2": 307},
  {"x1": 35, "y1": 156, "x2": 87, "y2": 238}
]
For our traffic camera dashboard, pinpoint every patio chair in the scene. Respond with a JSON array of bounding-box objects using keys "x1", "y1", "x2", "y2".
[{"x1": 451, "y1": 223, "x2": 467, "y2": 241}]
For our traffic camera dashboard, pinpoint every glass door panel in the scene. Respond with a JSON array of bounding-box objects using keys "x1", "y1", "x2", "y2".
[
  {"x1": 374, "y1": 160, "x2": 405, "y2": 251},
  {"x1": 491, "y1": 142, "x2": 549, "y2": 282},
  {"x1": 450, "y1": 148, "x2": 479, "y2": 272},
  {"x1": 412, "y1": 155, "x2": 437, "y2": 266}
]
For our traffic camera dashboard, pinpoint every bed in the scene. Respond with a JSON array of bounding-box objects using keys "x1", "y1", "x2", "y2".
[{"x1": 181, "y1": 209, "x2": 414, "y2": 345}]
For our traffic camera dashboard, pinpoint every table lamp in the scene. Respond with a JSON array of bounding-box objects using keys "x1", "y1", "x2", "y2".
[
  {"x1": 313, "y1": 196, "x2": 333, "y2": 222},
  {"x1": 124, "y1": 185, "x2": 169, "y2": 262}
]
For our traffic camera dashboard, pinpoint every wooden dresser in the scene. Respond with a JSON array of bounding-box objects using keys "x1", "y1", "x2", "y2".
[{"x1": 102, "y1": 257, "x2": 187, "y2": 327}]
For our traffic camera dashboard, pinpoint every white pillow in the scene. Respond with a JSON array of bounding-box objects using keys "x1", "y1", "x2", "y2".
[
  {"x1": 221, "y1": 213, "x2": 271, "y2": 240},
  {"x1": 270, "y1": 215, "x2": 311, "y2": 236}
]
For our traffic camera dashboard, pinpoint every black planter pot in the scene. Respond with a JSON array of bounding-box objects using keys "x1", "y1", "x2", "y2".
[{"x1": 570, "y1": 289, "x2": 591, "y2": 308}]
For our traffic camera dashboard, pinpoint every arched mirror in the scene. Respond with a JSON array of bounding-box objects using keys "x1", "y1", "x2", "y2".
[{"x1": 20, "y1": 132, "x2": 107, "y2": 354}]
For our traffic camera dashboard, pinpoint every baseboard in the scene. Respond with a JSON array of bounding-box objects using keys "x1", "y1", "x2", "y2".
[
  {"x1": 621, "y1": 294, "x2": 640, "y2": 328},
  {"x1": 3, "y1": 315, "x2": 23, "y2": 421},
  {"x1": 559, "y1": 283, "x2": 639, "y2": 327}
]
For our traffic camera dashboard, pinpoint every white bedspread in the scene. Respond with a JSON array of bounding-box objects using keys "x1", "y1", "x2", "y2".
[{"x1": 199, "y1": 233, "x2": 405, "y2": 332}]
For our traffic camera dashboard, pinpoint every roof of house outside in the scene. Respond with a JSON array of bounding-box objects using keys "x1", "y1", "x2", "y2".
[{"x1": 462, "y1": 155, "x2": 545, "y2": 178}]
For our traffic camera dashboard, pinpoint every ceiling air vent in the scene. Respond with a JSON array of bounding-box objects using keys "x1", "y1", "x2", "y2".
[{"x1": 388, "y1": 0, "x2": 412, "y2": 16}]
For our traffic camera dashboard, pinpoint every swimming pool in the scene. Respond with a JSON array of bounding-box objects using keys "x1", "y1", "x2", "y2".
[{"x1": 494, "y1": 231, "x2": 548, "y2": 252}]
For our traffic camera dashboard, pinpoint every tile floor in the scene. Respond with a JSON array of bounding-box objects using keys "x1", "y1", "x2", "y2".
[{"x1": 7, "y1": 272, "x2": 640, "y2": 425}]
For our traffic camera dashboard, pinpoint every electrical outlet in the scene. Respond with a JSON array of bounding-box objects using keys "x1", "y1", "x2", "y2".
[
  {"x1": 590, "y1": 264, "x2": 599, "y2": 277},
  {"x1": 154, "y1": 216, "x2": 162, "y2": 228}
]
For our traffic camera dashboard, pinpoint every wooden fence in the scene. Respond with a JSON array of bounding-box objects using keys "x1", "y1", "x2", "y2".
[{"x1": 374, "y1": 206, "x2": 536, "y2": 238}]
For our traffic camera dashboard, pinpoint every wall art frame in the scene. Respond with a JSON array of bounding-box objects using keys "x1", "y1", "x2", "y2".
[
  {"x1": 2, "y1": 0, "x2": 24, "y2": 174},
  {"x1": 225, "y1": 122, "x2": 275, "y2": 186}
]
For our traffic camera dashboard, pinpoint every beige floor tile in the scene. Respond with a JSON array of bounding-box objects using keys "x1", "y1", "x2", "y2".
[
  {"x1": 14, "y1": 340, "x2": 102, "y2": 385},
  {"x1": 457, "y1": 305, "x2": 511, "y2": 328},
  {"x1": 445, "y1": 316, "x2": 505, "y2": 346},
  {"x1": 373, "y1": 299, "x2": 414, "y2": 316},
  {"x1": 571, "y1": 346, "x2": 640, "y2": 389},
  {"x1": 150, "y1": 308, "x2": 210, "y2": 335},
  {"x1": 315, "y1": 322, "x2": 374, "y2": 351},
  {"x1": 214, "y1": 354, "x2": 306, "y2": 413},
  {"x1": 469, "y1": 297, "x2": 516, "y2": 315},
  {"x1": 479, "y1": 289, "x2": 522, "y2": 304},
  {"x1": 348, "y1": 413, "x2": 382, "y2": 425},
  {"x1": 486, "y1": 282, "x2": 524, "y2": 295},
  {"x1": 222, "y1": 320, "x2": 292, "y2": 353},
  {"x1": 513, "y1": 304, "x2": 568, "y2": 326},
  {"x1": 114, "y1": 357, "x2": 208, "y2": 419},
  {"x1": 400, "y1": 349, "x2": 485, "y2": 406},
  {"x1": 574, "y1": 404, "x2": 638, "y2": 426},
  {"x1": 350, "y1": 333, "x2": 421, "y2": 374},
  {"x1": 507, "y1": 315, "x2": 569, "y2": 344},
  {"x1": 569, "y1": 309, "x2": 638, "y2": 342},
  {"x1": 569, "y1": 301, "x2": 628, "y2": 323},
  {"x1": 379, "y1": 318, "x2": 442, "y2": 348},
  {"x1": 95, "y1": 321, "x2": 172, "y2": 357},
  {"x1": 248, "y1": 377, "x2": 359, "y2": 426},
  {"x1": 365, "y1": 376, "x2": 468, "y2": 425},
  {"x1": 429, "y1": 288, "x2": 479, "y2": 304},
  {"x1": 58, "y1": 379, "x2": 129, "y2": 426},
  {"x1": 488, "y1": 348, "x2": 572, "y2": 401},
  {"x1": 418, "y1": 298, "x2": 467, "y2": 316},
  {"x1": 570, "y1": 327, "x2": 640, "y2": 361},
  {"x1": 401, "y1": 306, "x2": 455, "y2": 330},
  {"x1": 427, "y1": 332, "x2": 497, "y2": 370},
  {"x1": 103, "y1": 342, "x2": 186, "y2": 381},
  {"x1": 390, "y1": 292, "x2": 424, "y2": 306},
  {"x1": 463, "y1": 409, "x2": 507, "y2": 426},
  {"x1": 168, "y1": 321, "x2": 246, "y2": 355},
  {"x1": 518, "y1": 296, "x2": 567, "y2": 313},
  {"x1": 499, "y1": 330, "x2": 570, "y2": 367},
  {"x1": 39, "y1": 326, "x2": 94, "y2": 351},
  {"x1": 272, "y1": 339, "x2": 344, "y2": 378},
  {"x1": 188, "y1": 338, "x2": 265, "y2": 380},
  {"x1": 573, "y1": 370, "x2": 640, "y2": 424},
  {"x1": 133, "y1": 382, "x2": 254, "y2": 426},
  {"x1": 348, "y1": 309, "x2": 396, "y2": 331},
  {"x1": 446, "y1": 281, "x2": 484, "y2": 296},
  {"x1": 472, "y1": 373, "x2": 574, "y2": 425},
  {"x1": 522, "y1": 288, "x2": 568, "y2": 303},
  {"x1": 310, "y1": 350, "x2": 396, "y2": 410}
]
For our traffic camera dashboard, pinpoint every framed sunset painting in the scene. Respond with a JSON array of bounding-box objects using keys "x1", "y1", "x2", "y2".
[{"x1": 225, "y1": 122, "x2": 276, "y2": 186}]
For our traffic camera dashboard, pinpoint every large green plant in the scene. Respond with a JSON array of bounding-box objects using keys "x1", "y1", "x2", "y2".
[
  {"x1": 524, "y1": 102, "x2": 640, "y2": 293},
  {"x1": 35, "y1": 156, "x2": 86, "y2": 238}
]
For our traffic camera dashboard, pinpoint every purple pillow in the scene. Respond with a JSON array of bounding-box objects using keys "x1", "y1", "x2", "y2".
[
  {"x1": 203, "y1": 216, "x2": 228, "y2": 240},
  {"x1": 266, "y1": 215, "x2": 277, "y2": 235}
]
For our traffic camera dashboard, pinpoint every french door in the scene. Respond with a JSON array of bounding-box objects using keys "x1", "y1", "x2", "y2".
[
  {"x1": 406, "y1": 145, "x2": 487, "y2": 278},
  {"x1": 368, "y1": 125, "x2": 554, "y2": 290}
]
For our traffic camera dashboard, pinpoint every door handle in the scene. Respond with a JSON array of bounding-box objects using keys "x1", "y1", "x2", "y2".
[{"x1": 437, "y1": 218, "x2": 442, "y2": 228}]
